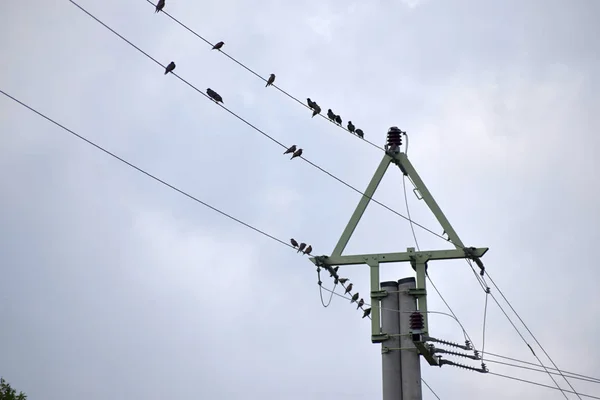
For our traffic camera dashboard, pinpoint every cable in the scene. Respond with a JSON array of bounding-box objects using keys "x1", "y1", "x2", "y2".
[
  {"x1": 488, "y1": 372, "x2": 599, "y2": 400},
  {"x1": 480, "y1": 289, "x2": 489, "y2": 365},
  {"x1": 421, "y1": 379, "x2": 441, "y2": 400},
  {"x1": 145, "y1": 0, "x2": 385, "y2": 152},
  {"x1": 68, "y1": 0, "x2": 452, "y2": 249},
  {"x1": 0, "y1": 89, "x2": 296, "y2": 251},
  {"x1": 484, "y1": 287, "x2": 570, "y2": 398},
  {"x1": 485, "y1": 274, "x2": 584, "y2": 400},
  {"x1": 485, "y1": 352, "x2": 600, "y2": 383},
  {"x1": 485, "y1": 359, "x2": 600, "y2": 385}
]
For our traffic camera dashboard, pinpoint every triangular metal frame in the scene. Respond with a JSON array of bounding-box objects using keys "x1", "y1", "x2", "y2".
[{"x1": 309, "y1": 146, "x2": 488, "y2": 365}]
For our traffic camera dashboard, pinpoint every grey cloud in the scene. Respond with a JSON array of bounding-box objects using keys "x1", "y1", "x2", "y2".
[{"x1": 1, "y1": 0, "x2": 599, "y2": 399}]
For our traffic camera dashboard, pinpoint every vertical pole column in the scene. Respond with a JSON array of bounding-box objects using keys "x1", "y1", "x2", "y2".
[
  {"x1": 381, "y1": 281, "x2": 402, "y2": 400},
  {"x1": 398, "y1": 277, "x2": 423, "y2": 400}
]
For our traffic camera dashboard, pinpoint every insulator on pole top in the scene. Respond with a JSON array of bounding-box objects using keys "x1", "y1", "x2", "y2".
[{"x1": 386, "y1": 126, "x2": 403, "y2": 152}]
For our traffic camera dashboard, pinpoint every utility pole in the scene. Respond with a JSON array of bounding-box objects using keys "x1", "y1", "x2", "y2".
[{"x1": 310, "y1": 127, "x2": 489, "y2": 399}]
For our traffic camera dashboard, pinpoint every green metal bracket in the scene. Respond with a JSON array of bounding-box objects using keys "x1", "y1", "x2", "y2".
[
  {"x1": 308, "y1": 149, "x2": 488, "y2": 350},
  {"x1": 413, "y1": 339, "x2": 440, "y2": 366}
]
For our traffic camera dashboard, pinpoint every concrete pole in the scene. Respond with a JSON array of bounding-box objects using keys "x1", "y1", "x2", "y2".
[
  {"x1": 381, "y1": 281, "x2": 402, "y2": 400},
  {"x1": 398, "y1": 277, "x2": 423, "y2": 400}
]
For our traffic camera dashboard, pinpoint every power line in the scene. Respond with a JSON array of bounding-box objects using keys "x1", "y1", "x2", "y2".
[
  {"x1": 68, "y1": 0, "x2": 452, "y2": 249},
  {"x1": 487, "y1": 372, "x2": 600, "y2": 400},
  {"x1": 485, "y1": 352, "x2": 600, "y2": 383},
  {"x1": 478, "y1": 270, "x2": 580, "y2": 399},
  {"x1": 145, "y1": 0, "x2": 385, "y2": 153},
  {"x1": 0, "y1": 89, "x2": 294, "y2": 252},
  {"x1": 486, "y1": 359, "x2": 600, "y2": 385},
  {"x1": 421, "y1": 379, "x2": 441, "y2": 399}
]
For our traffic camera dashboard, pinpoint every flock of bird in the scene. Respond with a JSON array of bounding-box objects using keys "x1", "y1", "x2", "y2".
[
  {"x1": 155, "y1": 0, "x2": 368, "y2": 149},
  {"x1": 157, "y1": 0, "x2": 371, "y2": 316},
  {"x1": 290, "y1": 238, "x2": 372, "y2": 319}
]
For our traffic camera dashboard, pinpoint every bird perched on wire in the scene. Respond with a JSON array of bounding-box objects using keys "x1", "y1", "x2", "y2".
[
  {"x1": 345, "y1": 283, "x2": 353, "y2": 294},
  {"x1": 164, "y1": 61, "x2": 176, "y2": 75},
  {"x1": 362, "y1": 308, "x2": 371, "y2": 318},
  {"x1": 307, "y1": 98, "x2": 316, "y2": 109},
  {"x1": 355, "y1": 129, "x2": 364, "y2": 138},
  {"x1": 347, "y1": 121, "x2": 355, "y2": 133},
  {"x1": 212, "y1": 41, "x2": 224, "y2": 50},
  {"x1": 330, "y1": 266, "x2": 339, "y2": 278},
  {"x1": 303, "y1": 245, "x2": 312, "y2": 255},
  {"x1": 327, "y1": 109, "x2": 336, "y2": 121},
  {"x1": 357, "y1": 298, "x2": 364, "y2": 309},
  {"x1": 311, "y1": 104, "x2": 321, "y2": 118},
  {"x1": 350, "y1": 293, "x2": 359, "y2": 303},
  {"x1": 297, "y1": 242, "x2": 306, "y2": 253},
  {"x1": 266, "y1": 74, "x2": 276, "y2": 87},
  {"x1": 283, "y1": 145, "x2": 297, "y2": 155},
  {"x1": 206, "y1": 88, "x2": 223, "y2": 104},
  {"x1": 335, "y1": 115, "x2": 342, "y2": 125},
  {"x1": 335, "y1": 277, "x2": 348, "y2": 285},
  {"x1": 155, "y1": 0, "x2": 165, "y2": 13},
  {"x1": 290, "y1": 238, "x2": 298, "y2": 248},
  {"x1": 290, "y1": 148, "x2": 303, "y2": 160}
]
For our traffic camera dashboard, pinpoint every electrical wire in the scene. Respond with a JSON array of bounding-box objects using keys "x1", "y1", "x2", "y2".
[
  {"x1": 68, "y1": 0, "x2": 452, "y2": 250},
  {"x1": 488, "y1": 372, "x2": 599, "y2": 400},
  {"x1": 480, "y1": 289, "x2": 489, "y2": 365},
  {"x1": 0, "y1": 89, "x2": 295, "y2": 251},
  {"x1": 421, "y1": 379, "x2": 441, "y2": 400},
  {"x1": 485, "y1": 352, "x2": 600, "y2": 383},
  {"x1": 484, "y1": 270, "x2": 584, "y2": 399},
  {"x1": 145, "y1": 0, "x2": 385, "y2": 152},
  {"x1": 485, "y1": 359, "x2": 600, "y2": 385}
]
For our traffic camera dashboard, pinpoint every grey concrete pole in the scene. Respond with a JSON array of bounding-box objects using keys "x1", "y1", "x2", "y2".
[
  {"x1": 381, "y1": 281, "x2": 402, "y2": 400},
  {"x1": 398, "y1": 277, "x2": 423, "y2": 400}
]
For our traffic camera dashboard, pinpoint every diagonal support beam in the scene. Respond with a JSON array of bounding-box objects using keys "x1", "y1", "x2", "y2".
[
  {"x1": 394, "y1": 152, "x2": 465, "y2": 248},
  {"x1": 331, "y1": 154, "x2": 392, "y2": 257}
]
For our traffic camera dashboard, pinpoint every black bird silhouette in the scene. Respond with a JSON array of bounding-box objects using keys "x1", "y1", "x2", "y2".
[
  {"x1": 347, "y1": 121, "x2": 355, "y2": 132},
  {"x1": 297, "y1": 243, "x2": 307, "y2": 253},
  {"x1": 344, "y1": 283, "x2": 353, "y2": 294},
  {"x1": 312, "y1": 104, "x2": 321, "y2": 118},
  {"x1": 330, "y1": 266, "x2": 339, "y2": 278},
  {"x1": 336, "y1": 277, "x2": 348, "y2": 285},
  {"x1": 355, "y1": 129, "x2": 364, "y2": 138},
  {"x1": 362, "y1": 308, "x2": 372, "y2": 318},
  {"x1": 357, "y1": 298, "x2": 364, "y2": 309},
  {"x1": 290, "y1": 238, "x2": 299, "y2": 248},
  {"x1": 206, "y1": 88, "x2": 223, "y2": 104},
  {"x1": 307, "y1": 98, "x2": 316, "y2": 109},
  {"x1": 335, "y1": 115, "x2": 342, "y2": 125},
  {"x1": 327, "y1": 109, "x2": 336, "y2": 121},
  {"x1": 350, "y1": 293, "x2": 359, "y2": 303},
  {"x1": 164, "y1": 61, "x2": 176, "y2": 75},
  {"x1": 290, "y1": 148, "x2": 303, "y2": 160},
  {"x1": 212, "y1": 41, "x2": 224, "y2": 50},
  {"x1": 284, "y1": 145, "x2": 297, "y2": 155},
  {"x1": 266, "y1": 74, "x2": 276, "y2": 87},
  {"x1": 155, "y1": 0, "x2": 165, "y2": 13},
  {"x1": 304, "y1": 245, "x2": 312, "y2": 255}
]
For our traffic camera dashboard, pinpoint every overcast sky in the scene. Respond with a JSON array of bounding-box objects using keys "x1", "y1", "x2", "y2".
[{"x1": 1, "y1": 0, "x2": 599, "y2": 399}]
